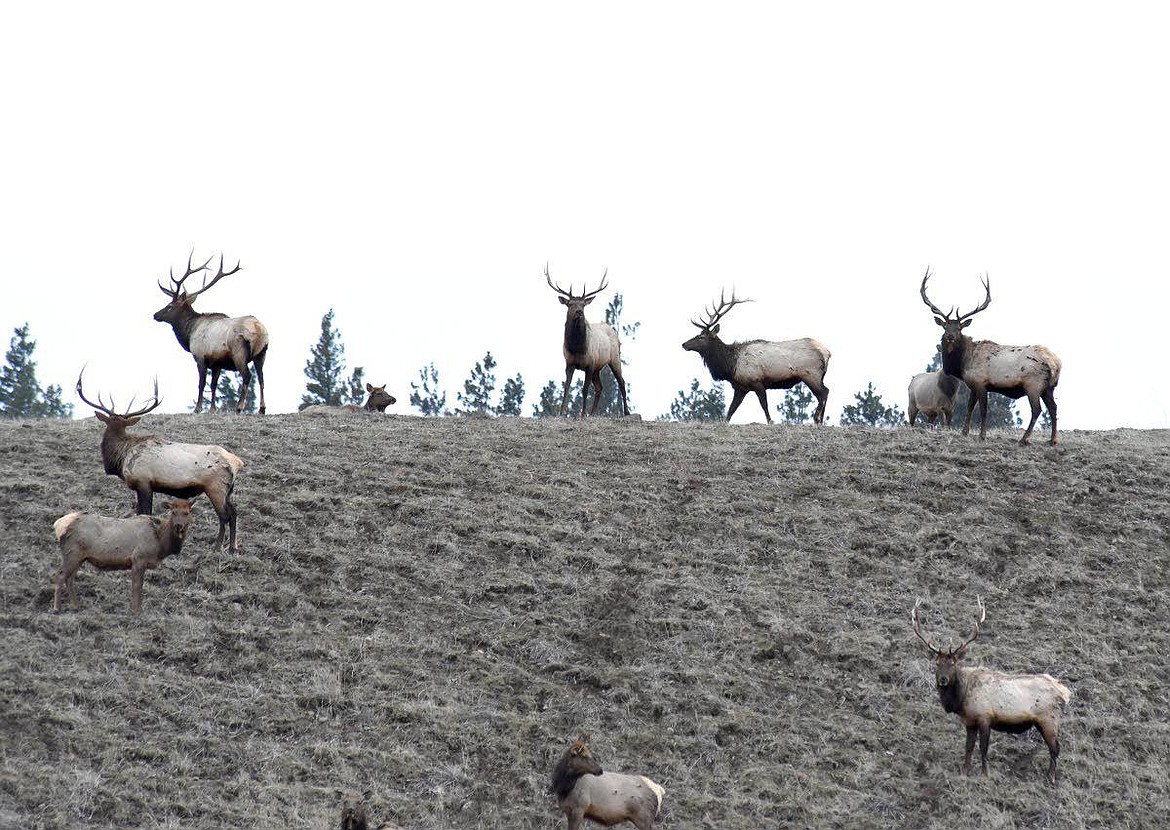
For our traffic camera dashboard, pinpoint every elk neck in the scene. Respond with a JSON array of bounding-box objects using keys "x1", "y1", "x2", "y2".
[
  {"x1": 157, "y1": 514, "x2": 188, "y2": 560},
  {"x1": 937, "y1": 667, "x2": 966, "y2": 715},
  {"x1": 549, "y1": 749, "x2": 603, "y2": 798},
  {"x1": 564, "y1": 313, "x2": 589, "y2": 357},
  {"x1": 940, "y1": 334, "x2": 970, "y2": 380},
  {"x1": 163, "y1": 305, "x2": 228, "y2": 352},
  {"x1": 937, "y1": 372, "x2": 961, "y2": 397},
  {"x1": 698, "y1": 336, "x2": 737, "y2": 382},
  {"x1": 99, "y1": 423, "x2": 153, "y2": 477}
]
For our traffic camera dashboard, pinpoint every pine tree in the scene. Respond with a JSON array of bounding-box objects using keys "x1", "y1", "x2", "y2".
[
  {"x1": 840, "y1": 382, "x2": 904, "y2": 427},
  {"x1": 776, "y1": 385, "x2": 815, "y2": 425},
  {"x1": 410, "y1": 363, "x2": 448, "y2": 416},
  {"x1": 532, "y1": 379, "x2": 566, "y2": 418},
  {"x1": 216, "y1": 374, "x2": 257, "y2": 413},
  {"x1": 456, "y1": 352, "x2": 497, "y2": 415},
  {"x1": 497, "y1": 373, "x2": 525, "y2": 417},
  {"x1": 664, "y1": 378, "x2": 726, "y2": 421},
  {"x1": 345, "y1": 367, "x2": 366, "y2": 406},
  {"x1": 0, "y1": 323, "x2": 73, "y2": 418},
  {"x1": 300, "y1": 309, "x2": 364, "y2": 409}
]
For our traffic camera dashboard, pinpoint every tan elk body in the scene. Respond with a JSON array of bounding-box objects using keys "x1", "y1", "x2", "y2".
[
  {"x1": 550, "y1": 738, "x2": 665, "y2": 830},
  {"x1": 907, "y1": 370, "x2": 966, "y2": 427},
  {"x1": 54, "y1": 500, "x2": 192, "y2": 614},
  {"x1": 920, "y1": 270, "x2": 1060, "y2": 444},
  {"x1": 912, "y1": 599, "x2": 1072, "y2": 784}
]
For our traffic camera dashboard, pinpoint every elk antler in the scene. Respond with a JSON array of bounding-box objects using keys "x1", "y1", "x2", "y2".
[
  {"x1": 76, "y1": 368, "x2": 162, "y2": 419},
  {"x1": 691, "y1": 288, "x2": 752, "y2": 330},
  {"x1": 545, "y1": 263, "x2": 609, "y2": 300},
  {"x1": 919, "y1": 268, "x2": 951, "y2": 320},
  {"x1": 182, "y1": 254, "x2": 243, "y2": 302},
  {"x1": 158, "y1": 250, "x2": 214, "y2": 298},
  {"x1": 910, "y1": 598, "x2": 942, "y2": 655},
  {"x1": 921, "y1": 269, "x2": 992, "y2": 324},
  {"x1": 953, "y1": 596, "x2": 986, "y2": 654},
  {"x1": 956, "y1": 274, "x2": 991, "y2": 323}
]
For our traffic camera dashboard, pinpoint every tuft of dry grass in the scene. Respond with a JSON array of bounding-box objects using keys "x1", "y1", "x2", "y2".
[{"x1": 1, "y1": 414, "x2": 1168, "y2": 828}]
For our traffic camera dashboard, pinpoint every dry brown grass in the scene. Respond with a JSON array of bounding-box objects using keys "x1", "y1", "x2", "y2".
[{"x1": 1, "y1": 413, "x2": 1168, "y2": 829}]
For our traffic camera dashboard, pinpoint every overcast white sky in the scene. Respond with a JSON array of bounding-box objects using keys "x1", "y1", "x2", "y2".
[{"x1": 3, "y1": 3, "x2": 1168, "y2": 428}]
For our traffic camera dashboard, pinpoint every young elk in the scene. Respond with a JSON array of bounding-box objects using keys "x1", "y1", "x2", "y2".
[
  {"x1": 907, "y1": 370, "x2": 966, "y2": 427},
  {"x1": 53, "y1": 499, "x2": 192, "y2": 615},
  {"x1": 77, "y1": 374, "x2": 246, "y2": 551},
  {"x1": 682, "y1": 290, "x2": 831, "y2": 424},
  {"x1": 546, "y1": 265, "x2": 630, "y2": 417},
  {"x1": 550, "y1": 737, "x2": 665, "y2": 830},
  {"x1": 912, "y1": 598, "x2": 1073, "y2": 785},
  {"x1": 920, "y1": 269, "x2": 1061, "y2": 445},
  {"x1": 301, "y1": 384, "x2": 396, "y2": 414},
  {"x1": 154, "y1": 252, "x2": 269, "y2": 414}
]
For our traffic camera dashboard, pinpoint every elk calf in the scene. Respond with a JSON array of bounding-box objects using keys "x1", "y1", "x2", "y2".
[
  {"x1": 550, "y1": 737, "x2": 665, "y2": 830},
  {"x1": 907, "y1": 370, "x2": 965, "y2": 427},
  {"x1": 683, "y1": 290, "x2": 830, "y2": 424},
  {"x1": 912, "y1": 598, "x2": 1073, "y2": 784},
  {"x1": 54, "y1": 500, "x2": 192, "y2": 614},
  {"x1": 78, "y1": 374, "x2": 246, "y2": 550}
]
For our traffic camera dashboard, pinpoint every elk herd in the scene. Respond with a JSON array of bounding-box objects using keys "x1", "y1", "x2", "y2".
[{"x1": 40, "y1": 254, "x2": 1071, "y2": 827}]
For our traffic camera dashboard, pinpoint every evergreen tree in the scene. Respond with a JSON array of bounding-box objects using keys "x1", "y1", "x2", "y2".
[
  {"x1": 300, "y1": 309, "x2": 364, "y2": 410},
  {"x1": 216, "y1": 374, "x2": 257, "y2": 413},
  {"x1": 410, "y1": 362, "x2": 448, "y2": 416},
  {"x1": 776, "y1": 385, "x2": 815, "y2": 425},
  {"x1": 0, "y1": 323, "x2": 73, "y2": 418},
  {"x1": 532, "y1": 379, "x2": 567, "y2": 418},
  {"x1": 497, "y1": 373, "x2": 525, "y2": 417},
  {"x1": 840, "y1": 382, "x2": 904, "y2": 427},
  {"x1": 456, "y1": 352, "x2": 498, "y2": 415},
  {"x1": 664, "y1": 378, "x2": 726, "y2": 421},
  {"x1": 925, "y1": 352, "x2": 1020, "y2": 429}
]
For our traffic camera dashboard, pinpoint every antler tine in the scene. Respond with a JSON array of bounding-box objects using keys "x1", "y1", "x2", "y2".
[
  {"x1": 911, "y1": 598, "x2": 942, "y2": 655},
  {"x1": 76, "y1": 368, "x2": 115, "y2": 416},
  {"x1": 580, "y1": 268, "x2": 609, "y2": 300},
  {"x1": 954, "y1": 596, "x2": 986, "y2": 653},
  {"x1": 184, "y1": 253, "x2": 242, "y2": 302},
  {"x1": 919, "y1": 267, "x2": 951, "y2": 320},
  {"x1": 956, "y1": 273, "x2": 992, "y2": 322},
  {"x1": 544, "y1": 262, "x2": 575, "y2": 298}
]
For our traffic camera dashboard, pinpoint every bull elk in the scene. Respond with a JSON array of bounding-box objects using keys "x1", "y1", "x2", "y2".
[
  {"x1": 546, "y1": 265, "x2": 630, "y2": 417},
  {"x1": 920, "y1": 269, "x2": 1060, "y2": 445},
  {"x1": 907, "y1": 370, "x2": 965, "y2": 427},
  {"x1": 682, "y1": 290, "x2": 831, "y2": 424},
  {"x1": 154, "y1": 252, "x2": 269, "y2": 414},
  {"x1": 76, "y1": 373, "x2": 246, "y2": 550},
  {"x1": 912, "y1": 598, "x2": 1073, "y2": 785},
  {"x1": 550, "y1": 737, "x2": 665, "y2": 830}
]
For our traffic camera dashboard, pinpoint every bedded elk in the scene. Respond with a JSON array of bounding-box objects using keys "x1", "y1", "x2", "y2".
[
  {"x1": 76, "y1": 374, "x2": 246, "y2": 551},
  {"x1": 907, "y1": 370, "x2": 965, "y2": 427},
  {"x1": 682, "y1": 290, "x2": 831, "y2": 424},
  {"x1": 912, "y1": 598, "x2": 1073, "y2": 785},
  {"x1": 53, "y1": 499, "x2": 192, "y2": 615},
  {"x1": 300, "y1": 384, "x2": 397, "y2": 414},
  {"x1": 546, "y1": 265, "x2": 630, "y2": 417},
  {"x1": 920, "y1": 269, "x2": 1060, "y2": 445},
  {"x1": 550, "y1": 737, "x2": 665, "y2": 830},
  {"x1": 154, "y1": 252, "x2": 269, "y2": 414}
]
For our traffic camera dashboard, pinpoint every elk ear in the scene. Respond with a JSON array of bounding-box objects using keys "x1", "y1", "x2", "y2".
[
  {"x1": 582, "y1": 296, "x2": 595, "y2": 306},
  {"x1": 366, "y1": 382, "x2": 374, "y2": 392},
  {"x1": 125, "y1": 415, "x2": 142, "y2": 426},
  {"x1": 711, "y1": 323, "x2": 720, "y2": 335},
  {"x1": 559, "y1": 296, "x2": 570, "y2": 306},
  {"x1": 94, "y1": 411, "x2": 111, "y2": 423},
  {"x1": 933, "y1": 316, "x2": 946, "y2": 327},
  {"x1": 960, "y1": 319, "x2": 972, "y2": 329}
]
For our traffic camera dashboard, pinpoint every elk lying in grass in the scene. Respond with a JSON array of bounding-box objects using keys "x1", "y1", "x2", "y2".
[
  {"x1": 77, "y1": 374, "x2": 246, "y2": 551},
  {"x1": 301, "y1": 384, "x2": 396, "y2": 414},
  {"x1": 682, "y1": 290, "x2": 831, "y2": 424},
  {"x1": 546, "y1": 265, "x2": 630, "y2": 417},
  {"x1": 53, "y1": 499, "x2": 192, "y2": 614},
  {"x1": 907, "y1": 370, "x2": 965, "y2": 427},
  {"x1": 920, "y1": 269, "x2": 1061, "y2": 444},
  {"x1": 337, "y1": 790, "x2": 399, "y2": 830},
  {"x1": 550, "y1": 737, "x2": 665, "y2": 830},
  {"x1": 154, "y1": 252, "x2": 269, "y2": 414},
  {"x1": 912, "y1": 598, "x2": 1073, "y2": 785}
]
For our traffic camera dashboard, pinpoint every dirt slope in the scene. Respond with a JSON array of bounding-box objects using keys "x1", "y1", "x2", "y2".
[{"x1": 1, "y1": 414, "x2": 1167, "y2": 829}]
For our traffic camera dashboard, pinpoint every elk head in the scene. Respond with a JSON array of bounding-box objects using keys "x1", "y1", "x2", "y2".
[
  {"x1": 154, "y1": 252, "x2": 242, "y2": 324},
  {"x1": 546, "y1": 263, "x2": 609, "y2": 324},
  {"x1": 912, "y1": 597, "x2": 986, "y2": 691},
  {"x1": 166, "y1": 500, "x2": 194, "y2": 540},
  {"x1": 682, "y1": 289, "x2": 752, "y2": 352},
  {"x1": 919, "y1": 269, "x2": 992, "y2": 361},
  {"x1": 365, "y1": 383, "x2": 396, "y2": 411},
  {"x1": 76, "y1": 370, "x2": 162, "y2": 430}
]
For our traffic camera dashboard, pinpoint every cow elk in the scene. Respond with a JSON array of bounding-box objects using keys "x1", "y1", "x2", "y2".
[
  {"x1": 546, "y1": 265, "x2": 630, "y2": 417},
  {"x1": 907, "y1": 370, "x2": 966, "y2": 427},
  {"x1": 550, "y1": 737, "x2": 665, "y2": 830},
  {"x1": 920, "y1": 269, "x2": 1060, "y2": 444},
  {"x1": 154, "y1": 252, "x2": 269, "y2": 414},
  {"x1": 76, "y1": 373, "x2": 246, "y2": 551},
  {"x1": 301, "y1": 383, "x2": 396, "y2": 414},
  {"x1": 682, "y1": 290, "x2": 831, "y2": 424},
  {"x1": 912, "y1": 598, "x2": 1073, "y2": 785},
  {"x1": 53, "y1": 499, "x2": 193, "y2": 615}
]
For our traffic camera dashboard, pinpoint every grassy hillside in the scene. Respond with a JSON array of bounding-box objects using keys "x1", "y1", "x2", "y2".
[{"x1": 1, "y1": 414, "x2": 1168, "y2": 829}]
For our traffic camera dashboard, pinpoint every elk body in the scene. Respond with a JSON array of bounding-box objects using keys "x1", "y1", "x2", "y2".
[
  {"x1": 154, "y1": 252, "x2": 269, "y2": 414},
  {"x1": 912, "y1": 599, "x2": 1073, "y2": 785},
  {"x1": 920, "y1": 270, "x2": 1060, "y2": 444},
  {"x1": 546, "y1": 266, "x2": 630, "y2": 417},
  {"x1": 53, "y1": 499, "x2": 192, "y2": 614},
  {"x1": 301, "y1": 384, "x2": 396, "y2": 414},
  {"x1": 682, "y1": 290, "x2": 830, "y2": 424},
  {"x1": 550, "y1": 738, "x2": 665, "y2": 830},
  {"x1": 77, "y1": 375, "x2": 246, "y2": 551},
  {"x1": 907, "y1": 370, "x2": 966, "y2": 427}
]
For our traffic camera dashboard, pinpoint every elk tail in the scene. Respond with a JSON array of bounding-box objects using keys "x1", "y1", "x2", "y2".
[
  {"x1": 53, "y1": 512, "x2": 85, "y2": 540},
  {"x1": 640, "y1": 777, "x2": 665, "y2": 815},
  {"x1": 1052, "y1": 678, "x2": 1072, "y2": 707}
]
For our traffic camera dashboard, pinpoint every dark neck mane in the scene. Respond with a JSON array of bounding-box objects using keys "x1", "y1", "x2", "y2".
[
  {"x1": 938, "y1": 672, "x2": 965, "y2": 715},
  {"x1": 100, "y1": 428, "x2": 158, "y2": 477},
  {"x1": 158, "y1": 518, "x2": 187, "y2": 560},
  {"x1": 167, "y1": 306, "x2": 227, "y2": 352},
  {"x1": 564, "y1": 315, "x2": 588, "y2": 357},
  {"x1": 701, "y1": 337, "x2": 738, "y2": 382},
  {"x1": 549, "y1": 752, "x2": 582, "y2": 798},
  {"x1": 941, "y1": 335, "x2": 969, "y2": 379}
]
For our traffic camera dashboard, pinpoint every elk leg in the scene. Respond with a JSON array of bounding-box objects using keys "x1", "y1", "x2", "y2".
[
  {"x1": 589, "y1": 371, "x2": 604, "y2": 415},
  {"x1": 908, "y1": 402, "x2": 918, "y2": 427},
  {"x1": 976, "y1": 390, "x2": 990, "y2": 440},
  {"x1": 960, "y1": 388, "x2": 978, "y2": 436},
  {"x1": 1020, "y1": 392, "x2": 1042, "y2": 446},
  {"x1": 566, "y1": 807, "x2": 586, "y2": 830},
  {"x1": 194, "y1": 360, "x2": 208, "y2": 413},
  {"x1": 130, "y1": 565, "x2": 144, "y2": 615},
  {"x1": 754, "y1": 388, "x2": 772, "y2": 423},
  {"x1": 578, "y1": 369, "x2": 593, "y2": 418},
  {"x1": 1039, "y1": 721, "x2": 1061, "y2": 785},
  {"x1": 54, "y1": 557, "x2": 81, "y2": 612},
  {"x1": 560, "y1": 367, "x2": 575, "y2": 417},
  {"x1": 206, "y1": 487, "x2": 236, "y2": 551},
  {"x1": 1042, "y1": 389, "x2": 1057, "y2": 445},
  {"x1": 806, "y1": 379, "x2": 829, "y2": 425},
  {"x1": 978, "y1": 723, "x2": 991, "y2": 776},
  {"x1": 208, "y1": 367, "x2": 222, "y2": 412},
  {"x1": 135, "y1": 487, "x2": 154, "y2": 516},
  {"x1": 252, "y1": 350, "x2": 267, "y2": 415},
  {"x1": 726, "y1": 388, "x2": 747, "y2": 422},
  {"x1": 962, "y1": 725, "x2": 977, "y2": 775},
  {"x1": 610, "y1": 361, "x2": 630, "y2": 415}
]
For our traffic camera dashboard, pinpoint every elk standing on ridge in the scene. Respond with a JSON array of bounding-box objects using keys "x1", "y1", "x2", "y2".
[
  {"x1": 546, "y1": 265, "x2": 630, "y2": 417},
  {"x1": 907, "y1": 370, "x2": 966, "y2": 427},
  {"x1": 550, "y1": 737, "x2": 665, "y2": 830},
  {"x1": 53, "y1": 499, "x2": 193, "y2": 615},
  {"x1": 912, "y1": 598, "x2": 1073, "y2": 785},
  {"x1": 682, "y1": 290, "x2": 831, "y2": 424},
  {"x1": 77, "y1": 373, "x2": 246, "y2": 551},
  {"x1": 154, "y1": 252, "x2": 269, "y2": 414},
  {"x1": 920, "y1": 269, "x2": 1060, "y2": 444}
]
